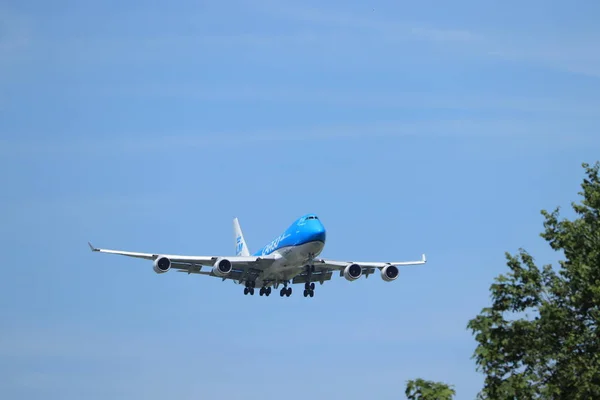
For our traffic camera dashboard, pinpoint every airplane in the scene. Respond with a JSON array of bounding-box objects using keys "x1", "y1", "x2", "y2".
[{"x1": 88, "y1": 213, "x2": 426, "y2": 298}]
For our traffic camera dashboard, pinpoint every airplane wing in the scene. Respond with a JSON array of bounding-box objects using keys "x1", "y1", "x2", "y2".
[
  {"x1": 87, "y1": 242, "x2": 275, "y2": 281},
  {"x1": 314, "y1": 254, "x2": 427, "y2": 270},
  {"x1": 311, "y1": 254, "x2": 427, "y2": 280}
]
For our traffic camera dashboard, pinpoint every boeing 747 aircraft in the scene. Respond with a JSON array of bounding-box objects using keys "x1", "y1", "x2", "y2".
[{"x1": 88, "y1": 214, "x2": 426, "y2": 297}]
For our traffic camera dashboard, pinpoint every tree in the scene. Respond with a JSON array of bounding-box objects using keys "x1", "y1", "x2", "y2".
[
  {"x1": 467, "y1": 161, "x2": 600, "y2": 399},
  {"x1": 405, "y1": 378, "x2": 456, "y2": 400}
]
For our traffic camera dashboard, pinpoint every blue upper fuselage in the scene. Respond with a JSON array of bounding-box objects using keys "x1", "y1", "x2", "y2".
[{"x1": 253, "y1": 214, "x2": 326, "y2": 257}]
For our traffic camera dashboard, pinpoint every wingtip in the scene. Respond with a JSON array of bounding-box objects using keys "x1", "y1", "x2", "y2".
[
  {"x1": 422, "y1": 253, "x2": 427, "y2": 262},
  {"x1": 88, "y1": 242, "x2": 98, "y2": 252}
]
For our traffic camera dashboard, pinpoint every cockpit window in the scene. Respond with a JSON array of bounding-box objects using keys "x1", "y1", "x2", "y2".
[{"x1": 307, "y1": 216, "x2": 317, "y2": 220}]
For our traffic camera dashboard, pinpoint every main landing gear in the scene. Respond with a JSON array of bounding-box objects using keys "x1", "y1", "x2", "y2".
[
  {"x1": 243, "y1": 280, "x2": 255, "y2": 295},
  {"x1": 303, "y1": 282, "x2": 315, "y2": 297},
  {"x1": 243, "y1": 281, "x2": 273, "y2": 296},
  {"x1": 242, "y1": 281, "x2": 312, "y2": 298}
]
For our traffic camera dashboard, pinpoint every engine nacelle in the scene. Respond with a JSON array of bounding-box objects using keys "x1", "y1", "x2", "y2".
[
  {"x1": 381, "y1": 265, "x2": 399, "y2": 282},
  {"x1": 343, "y1": 263, "x2": 362, "y2": 281},
  {"x1": 213, "y1": 257, "x2": 233, "y2": 277},
  {"x1": 153, "y1": 256, "x2": 171, "y2": 274}
]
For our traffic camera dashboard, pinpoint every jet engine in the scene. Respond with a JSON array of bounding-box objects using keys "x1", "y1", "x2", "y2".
[
  {"x1": 153, "y1": 256, "x2": 171, "y2": 274},
  {"x1": 343, "y1": 263, "x2": 362, "y2": 281},
  {"x1": 381, "y1": 265, "x2": 399, "y2": 282},
  {"x1": 213, "y1": 257, "x2": 233, "y2": 277}
]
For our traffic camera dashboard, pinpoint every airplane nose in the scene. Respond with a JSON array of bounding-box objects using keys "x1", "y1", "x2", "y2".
[{"x1": 312, "y1": 223, "x2": 326, "y2": 242}]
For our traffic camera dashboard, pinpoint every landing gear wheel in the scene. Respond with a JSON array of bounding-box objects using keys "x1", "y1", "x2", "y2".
[
  {"x1": 249, "y1": 288, "x2": 254, "y2": 295},
  {"x1": 266, "y1": 287, "x2": 271, "y2": 296},
  {"x1": 310, "y1": 283, "x2": 315, "y2": 290},
  {"x1": 309, "y1": 290, "x2": 314, "y2": 297},
  {"x1": 303, "y1": 289, "x2": 308, "y2": 297},
  {"x1": 280, "y1": 285, "x2": 292, "y2": 297},
  {"x1": 259, "y1": 287, "x2": 265, "y2": 296},
  {"x1": 244, "y1": 287, "x2": 249, "y2": 295}
]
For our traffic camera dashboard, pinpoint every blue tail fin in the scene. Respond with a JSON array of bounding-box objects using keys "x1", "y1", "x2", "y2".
[{"x1": 233, "y1": 218, "x2": 250, "y2": 256}]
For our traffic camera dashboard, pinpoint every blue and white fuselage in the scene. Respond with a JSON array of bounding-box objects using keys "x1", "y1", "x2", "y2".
[{"x1": 246, "y1": 214, "x2": 327, "y2": 285}]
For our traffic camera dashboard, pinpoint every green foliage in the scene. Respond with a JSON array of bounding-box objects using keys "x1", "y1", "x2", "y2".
[
  {"x1": 405, "y1": 378, "x2": 456, "y2": 400},
  {"x1": 467, "y1": 162, "x2": 600, "y2": 399}
]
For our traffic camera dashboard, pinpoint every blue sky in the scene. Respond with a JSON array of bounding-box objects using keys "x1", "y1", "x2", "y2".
[{"x1": 1, "y1": 0, "x2": 599, "y2": 399}]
